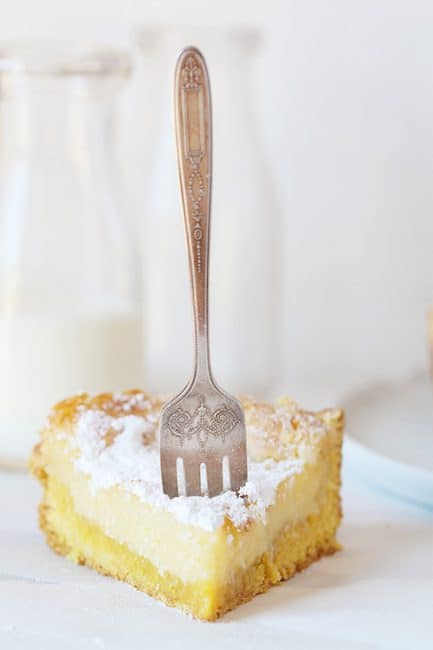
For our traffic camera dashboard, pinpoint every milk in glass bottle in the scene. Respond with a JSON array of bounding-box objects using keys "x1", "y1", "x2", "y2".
[{"x1": 0, "y1": 43, "x2": 143, "y2": 466}]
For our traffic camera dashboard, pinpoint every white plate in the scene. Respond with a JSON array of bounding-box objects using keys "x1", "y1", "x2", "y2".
[{"x1": 342, "y1": 372, "x2": 433, "y2": 510}]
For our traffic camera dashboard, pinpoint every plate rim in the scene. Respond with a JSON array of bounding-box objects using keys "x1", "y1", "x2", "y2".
[{"x1": 344, "y1": 434, "x2": 433, "y2": 510}]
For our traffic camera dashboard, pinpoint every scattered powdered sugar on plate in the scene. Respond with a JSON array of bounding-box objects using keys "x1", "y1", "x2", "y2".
[{"x1": 70, "y1": 402, "x2": 305, "y2": 532}]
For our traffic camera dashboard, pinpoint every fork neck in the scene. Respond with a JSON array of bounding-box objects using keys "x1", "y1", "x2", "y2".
[{"x1": 192, "y1": 306, "x2": 213, "y2": 385}]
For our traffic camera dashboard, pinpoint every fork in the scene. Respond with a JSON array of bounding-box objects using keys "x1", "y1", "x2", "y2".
[{"x1": 159, "y1": 46, "x2": 248, "y2": 498}]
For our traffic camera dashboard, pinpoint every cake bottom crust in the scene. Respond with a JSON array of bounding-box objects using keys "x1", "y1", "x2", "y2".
[{"x1": 38, "y1": 476, "x2": 341, "y2": 620}]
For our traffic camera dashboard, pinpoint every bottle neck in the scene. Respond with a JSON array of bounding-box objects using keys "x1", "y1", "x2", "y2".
[{"x1": 0, "y1": 80, "x2": 118, "y2": 167}]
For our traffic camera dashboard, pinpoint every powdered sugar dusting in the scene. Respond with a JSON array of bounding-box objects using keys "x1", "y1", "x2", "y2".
[{"x1": 69, "y1": 394, "x2": 307, "y2": 532}]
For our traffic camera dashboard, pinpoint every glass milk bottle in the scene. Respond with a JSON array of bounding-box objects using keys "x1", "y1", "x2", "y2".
[
  {"x1": 138, "y1": 27, "x2": 280, "y2": 396},
  {"x1": 0, "y1": 43, "x2": 143, "y2": 467}
]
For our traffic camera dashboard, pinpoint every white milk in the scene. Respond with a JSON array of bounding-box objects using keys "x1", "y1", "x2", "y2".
[{"x1": 0, "y1": 311, "x2": 143, "y2": 467}]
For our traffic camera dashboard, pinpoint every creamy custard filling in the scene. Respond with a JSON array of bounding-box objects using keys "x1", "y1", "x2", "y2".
[{"x1": 47, "y1": 451, "x2": 329, "y2": 583}]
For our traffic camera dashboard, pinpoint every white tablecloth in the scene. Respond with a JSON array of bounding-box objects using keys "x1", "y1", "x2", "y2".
[{"x1": 1, "y1": 459, "x2": 432, "y2": 650}]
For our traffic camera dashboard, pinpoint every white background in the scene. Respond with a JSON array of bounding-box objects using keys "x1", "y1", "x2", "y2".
[
  {"x1": 1, "y1": 6, "x2": 432, "y2": 646},
  {"x1": 2, "y1": 0, "x2": 433, "y2": 401}
]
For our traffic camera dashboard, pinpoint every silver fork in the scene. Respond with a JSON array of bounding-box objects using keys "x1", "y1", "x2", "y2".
[{"x1": 159, "y1": 46, "x2": 248, "y2": 498}]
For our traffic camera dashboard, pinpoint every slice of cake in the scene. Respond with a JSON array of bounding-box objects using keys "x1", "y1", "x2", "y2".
[{"x1": 30, "y1": 390, "x2": 343, "y2": 620}]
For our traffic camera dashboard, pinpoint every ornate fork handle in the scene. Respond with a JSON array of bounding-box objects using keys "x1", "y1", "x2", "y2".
[{"x1": 174, "y1": 47, "x2": 212, "y2": 384}]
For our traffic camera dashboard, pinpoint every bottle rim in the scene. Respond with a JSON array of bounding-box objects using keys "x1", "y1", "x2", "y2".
[
  {"x1": 0, "y1": 40, "x2": 131, "y2": 78},
  {"x1": 134, "y1": 25, "x2": 262, "y2": 52}
]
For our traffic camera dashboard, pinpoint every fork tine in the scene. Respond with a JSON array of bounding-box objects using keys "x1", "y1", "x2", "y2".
[
  {"x1": 227, "y1": 446, "x2": 248, "y2": 493},
  {"x1": 206, "y1": 457, "x2": 223, "y2": 497},
  {"x1": 184, "y1": 459, "x2": 201, "y2": 496},
  {"x1": 160, "y1": 454, "x2": 178, "y2": 498}
]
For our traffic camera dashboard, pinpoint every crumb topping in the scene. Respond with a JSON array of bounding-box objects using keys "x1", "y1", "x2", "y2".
[{"x1": 45, "y1": 390, "x2": 343, "y2": 532}]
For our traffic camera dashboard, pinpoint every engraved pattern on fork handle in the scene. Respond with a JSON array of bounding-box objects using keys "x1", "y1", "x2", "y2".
[{"x1": 175, "y1": 47, "x2": 212, "y2": 384}]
